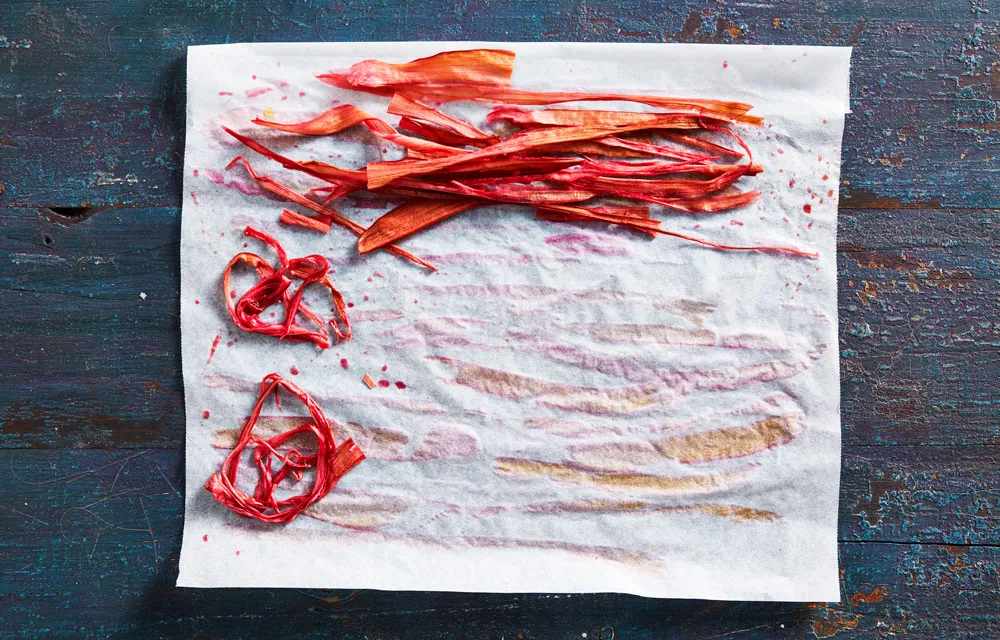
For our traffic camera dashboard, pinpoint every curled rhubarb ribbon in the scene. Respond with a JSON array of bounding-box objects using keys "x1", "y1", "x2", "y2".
[
  {"x1": 223, "y1": 226, "x2": 351, "y2": 349},
  {"x1": 205, "y1": 373, "x2": 364, "y2": 523}
]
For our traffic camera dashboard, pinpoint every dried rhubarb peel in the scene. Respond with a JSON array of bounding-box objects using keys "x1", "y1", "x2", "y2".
[
  {"x1": 225, "y1": 49, "x2": 820, "y2": 257},
  {"x1": 224, "y1": 226, "x2": 351, "y2": 349},
  {"x1": 206, "y1": 373, "x2": 364, "y2": 523}
]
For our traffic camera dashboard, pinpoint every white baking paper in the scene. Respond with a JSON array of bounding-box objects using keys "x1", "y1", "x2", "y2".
[{"x1": 177, "y1": 42, "x2": 851, "y2": 601}]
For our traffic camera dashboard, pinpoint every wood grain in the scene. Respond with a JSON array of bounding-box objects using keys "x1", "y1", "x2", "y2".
[{"x1": 1, "y1": 0, "x2": 998, "y2": 637}]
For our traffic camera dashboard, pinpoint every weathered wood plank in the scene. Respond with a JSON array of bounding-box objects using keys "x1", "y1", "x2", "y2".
[
  {"x1": 1, "y1": 1, "x2": 999, "y2": 209},
  {"x1": 1, "y1": 449, "x2": 997, "y2": 639}
]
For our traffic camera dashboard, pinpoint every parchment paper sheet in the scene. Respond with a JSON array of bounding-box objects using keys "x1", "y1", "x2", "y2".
[{"x1": 177, "y1": 42, "x2": 851, "y2": 601}]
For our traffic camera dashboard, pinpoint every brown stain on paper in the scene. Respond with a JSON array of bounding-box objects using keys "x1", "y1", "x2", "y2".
[
  {"x1": 524, "y1": 498, "x2": 779, "y2": 522},
  {"x1": 306, "y1": 491, "x2": 412, "y2": 529},
  {"x1": 213, "y1": 416, "x2": 410, "y2": 460},
  {"x1": 495, "y1": 458, "x2": 750, "y2": 495},
  {"x1": 431, "y1": 356, "x2": 664, "y2": 414},
  {"x1": 568, "y1": 415, "x2": 802, "y2": 470}
]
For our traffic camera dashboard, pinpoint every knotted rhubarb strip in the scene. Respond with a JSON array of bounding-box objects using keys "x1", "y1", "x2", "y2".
[
  {"x1": 205, "y1": 373, "x2": 364, "y2": 523},
  {"x1": 224, "y1": 226, "x2": 350, "y2": 349}
]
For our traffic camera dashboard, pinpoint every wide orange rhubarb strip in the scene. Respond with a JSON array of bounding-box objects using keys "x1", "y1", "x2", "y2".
[
  {"x1": 486, "y1": 106, "x2": 727, "y2": 129},
  {"x1": 323, "y1": 49, "x2": 517, "y2": 89},
  {"x1": 358, "y1": 199, "x2": 481, "y2": 254}
]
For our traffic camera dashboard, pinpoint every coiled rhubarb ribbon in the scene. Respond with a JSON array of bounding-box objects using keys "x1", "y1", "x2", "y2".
[
  {"x1": 205, "y1": 373, "x2": 365, "y2": 523},
  {"x1": 223, "y1": 226, "x2": 350, "y2": 349}
]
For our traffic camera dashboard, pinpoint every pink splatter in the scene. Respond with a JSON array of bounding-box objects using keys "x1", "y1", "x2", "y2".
[
  {"x1": 382, "y1": 364, "x2": 388, "y2": 372},
  {"x1": 218, "y1": 91, "x2": 233, "y2": 96},
  {"x1": 203, "y1": 168, "x2": 265, "y2": 197},
  {"x1": 722, "y1": 60, "x2": 728, "y2": 69},
  {"x1": 822, "y1": 174, "x2": 829, "y2": 181},
  {"x1": 236, "y1": 550, "x2": 240, "y2": 556},
  {"x1": 411, "y1": 424, "x2": 480, "y2": 460},
  {"x1": 545, "y1": 233, "x2": 628, "y2": 257},
  {"x1": 350, "y1": 309, "x2": 405, "y2": 322},
  {"x1": 395, "y1": 381, "x2": 407, "y2": 389},
  {"x1": 192, "y1": 169, "x2": 199, "y2": 177},
  {"x1": 803, "y1": 204, "x2": 812, "y2": 214},
  {"x1": 378, "y1": 380, "x2": 390, "y2": 388},
  {"x1": 290, "y1": 365, "x2": 299, "y2": 376},
  {"x1": 190, "y1": 191, "x2": 199, "y2": 205},
  {"x1": 203, "y1": 534, "x2": 208, "y2": 542},
  {"x1": 202, "y1": 410, "x2": 210, "y2": 419},
  {"x1": 340, "y1": 358, "x2": 349, "y2": 369},
  {"x1": 729, "y1": 220, "x2": 744, "y2": 226},
  {"x1": 789, "y1": 179, "x2": 795, "y2": 188},
  {"x1": 245, "y1": 86, "x2": 273, "y2": 98}
]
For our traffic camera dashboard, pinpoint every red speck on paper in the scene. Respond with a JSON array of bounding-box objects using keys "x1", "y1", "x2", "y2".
[
  {"x1": 290, "y1": 365, "x2": 299, "y2": 375},
  {"x1": 378, "y1": 380, "x2": 390, "y2": 388},
  {"x1": 395, "y1": 381, "x2": 407, "y2": 389},
  {"x1": 803, "y1": 204, "x2": 812, "y2": 214},
  {"x1": 340, "y1": 358, "x2": 349, "y2": 369},
  {"x1": 203, "y1": 410, "x2": 210, "y2": 419},
  {"x1": 207, "y1": 334, "x2": 222, "y2": 365},
  {"x1": 203, "y1": 535, "x2": 208, "y2": 542},
  {"x1": 381, "y1": 365, "x2": 388, "y2": 372}
]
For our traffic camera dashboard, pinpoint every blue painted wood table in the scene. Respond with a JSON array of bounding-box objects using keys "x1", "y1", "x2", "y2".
[{"x1": 1, "y1": 2, "x2": 997, "y2": 638}]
